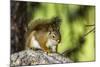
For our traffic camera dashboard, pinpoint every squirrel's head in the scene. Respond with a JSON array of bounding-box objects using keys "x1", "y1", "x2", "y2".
[
  {"x1": 46, "y1": 26, "x2": 61, "y2": 49},
  {"x1": 48, "y1": 27, "x2": 61, "y2": 43},
  {"x1": 46, "y1": 17, "x2": 61, "y2": 48}
]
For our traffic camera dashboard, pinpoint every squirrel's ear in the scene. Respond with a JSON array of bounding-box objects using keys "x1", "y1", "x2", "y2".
[
  {"x1": 51, "y1": 17, "x2": 61, "y2": 26},
  {"x1": 48, "y1": 31, "x2": 51, "y2": 35},
  {"x1": 48, "y1": 25, "x2": 53, "y2": 31}
]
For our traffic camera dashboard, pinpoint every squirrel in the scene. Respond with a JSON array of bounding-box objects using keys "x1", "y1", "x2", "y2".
[{"x1": 25, "y1": 17, "x2": 61, "y2": 53}]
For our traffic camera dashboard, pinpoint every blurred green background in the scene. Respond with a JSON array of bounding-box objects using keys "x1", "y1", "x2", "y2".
[{"x1": 27, "y1": 2, "x2": 95, "y2": 62}]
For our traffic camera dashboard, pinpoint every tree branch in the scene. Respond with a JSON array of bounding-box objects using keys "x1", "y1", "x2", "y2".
[{"x1": 11, "y1": 49, "x2": 73, "y2": 66}]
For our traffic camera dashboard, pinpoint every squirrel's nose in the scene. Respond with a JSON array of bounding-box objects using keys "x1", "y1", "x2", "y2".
[{"x1": 57, "y1": 40, "x2": 60, "y2": 43}]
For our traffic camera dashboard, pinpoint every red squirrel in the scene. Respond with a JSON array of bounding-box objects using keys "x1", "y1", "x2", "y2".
[{"x1": 25, "y1": 17, "x2": 61, "y2": 53}]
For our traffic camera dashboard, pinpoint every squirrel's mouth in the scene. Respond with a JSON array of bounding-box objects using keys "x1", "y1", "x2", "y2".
[{"x1": 46, "y1": 39, "x2": 58, "y2": 48}]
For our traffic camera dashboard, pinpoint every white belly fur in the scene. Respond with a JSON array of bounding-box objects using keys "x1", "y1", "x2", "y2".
[{"x1": 31, "y1": 36, "x2": 42, "y2": 49}]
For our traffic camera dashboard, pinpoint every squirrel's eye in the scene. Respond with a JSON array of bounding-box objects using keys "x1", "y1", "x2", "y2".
[{"x1": 52, "y1": 35, "x2": 55, "y2": 38}]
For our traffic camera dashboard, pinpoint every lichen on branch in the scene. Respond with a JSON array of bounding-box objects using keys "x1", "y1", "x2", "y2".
[{"x1": 11, "y1": 49, "x2": 73, "y2": 66}]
